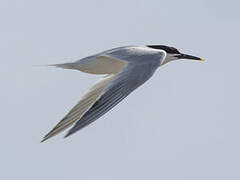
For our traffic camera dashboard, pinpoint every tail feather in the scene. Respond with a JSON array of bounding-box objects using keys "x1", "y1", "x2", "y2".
[{"x1": 48, "y1": 62, "x2": 78, "y2": 70}]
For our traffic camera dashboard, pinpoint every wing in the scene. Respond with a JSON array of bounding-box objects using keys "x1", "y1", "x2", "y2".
[
  {"x1": 64, "y1": 58, "x2": 161, "y2": 137},
  {"x1": 42, "y1": 46, "x2": 166, "y2": 141},
  {"x1": 41, "y1": 74, "x2": 115, "y2": 142}
]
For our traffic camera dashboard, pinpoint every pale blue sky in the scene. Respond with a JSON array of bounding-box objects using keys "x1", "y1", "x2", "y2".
[{"x1": 0, "y1": 0, "x2": 239, "y2": 179}]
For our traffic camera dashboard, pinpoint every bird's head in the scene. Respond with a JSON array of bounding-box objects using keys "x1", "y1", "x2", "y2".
[{"x1": 147, "y1": 45, "x2": 204, "y2": 65}]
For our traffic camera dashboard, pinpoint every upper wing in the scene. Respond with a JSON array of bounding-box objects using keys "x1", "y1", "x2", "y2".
[
  {"x1": 64, "y1": 57, "x2": 162, "y2": 137},
  {"x1": 48, "y1": 46, "x2": 164, "y2": 75}
]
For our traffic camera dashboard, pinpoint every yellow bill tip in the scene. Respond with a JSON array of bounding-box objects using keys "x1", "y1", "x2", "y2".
[{"x1": 200, "y1": 58, "x2": 205, "y2": 61}]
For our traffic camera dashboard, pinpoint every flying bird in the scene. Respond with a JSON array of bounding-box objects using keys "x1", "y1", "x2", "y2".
[{"x1": 41, "y1": 45, "x2": 204, "y2": 142}]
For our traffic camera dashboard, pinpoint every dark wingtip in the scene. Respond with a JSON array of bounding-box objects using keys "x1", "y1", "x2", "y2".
[
  {"x1": 40, "y1": 138, "x2": 47, "y2": 143},
  {"x1": 64, "y1": 132, "x2": 72, "y2": 138}
]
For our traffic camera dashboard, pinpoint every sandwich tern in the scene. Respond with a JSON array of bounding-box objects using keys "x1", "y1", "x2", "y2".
[{"x1": 41, "y1": 45, "x2": 204, "y2": 142}]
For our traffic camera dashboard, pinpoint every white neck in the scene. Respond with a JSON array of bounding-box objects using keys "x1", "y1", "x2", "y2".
[{"x1": 161, "y1": 53, "x2": 179, "y2": 66}]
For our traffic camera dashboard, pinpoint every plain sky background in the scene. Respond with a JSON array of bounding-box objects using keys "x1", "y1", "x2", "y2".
[{"x1": 1, "y1": 0, "x2": 239, "y2": 179}]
